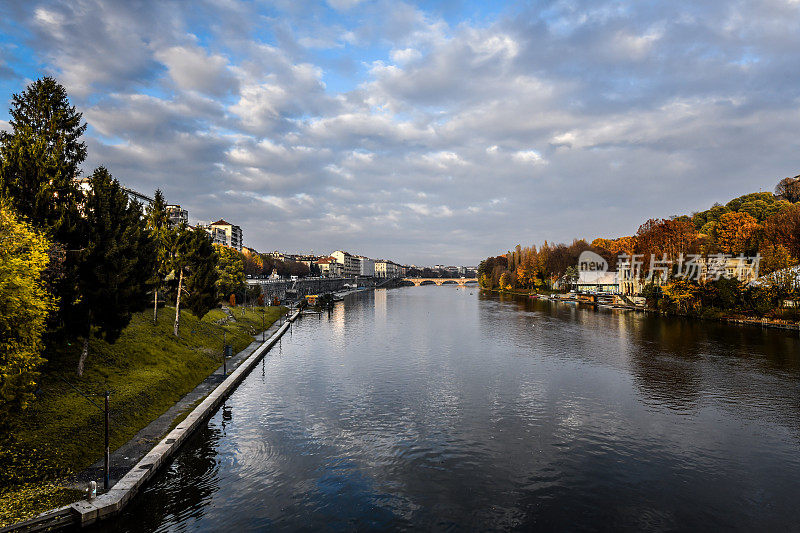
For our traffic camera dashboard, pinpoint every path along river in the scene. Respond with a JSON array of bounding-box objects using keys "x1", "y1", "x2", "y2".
[{"x1": 97, "y1": 286, "x2": 800, "y2": 531}]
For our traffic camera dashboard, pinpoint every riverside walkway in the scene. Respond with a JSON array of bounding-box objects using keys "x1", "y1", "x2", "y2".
[{"x1": 4, "y1": 310, "x2": 300, "y2": 532}]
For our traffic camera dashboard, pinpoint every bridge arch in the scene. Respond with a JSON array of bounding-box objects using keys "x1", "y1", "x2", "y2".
[{"x1": 402, "y1": 277, "x2": 478, "y2": 287}]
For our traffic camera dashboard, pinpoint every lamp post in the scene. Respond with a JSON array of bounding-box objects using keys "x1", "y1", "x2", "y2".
[
  {"x1": 190, "y1": 322, "x2": 232, "y2": 377},
  {"x1": 104, "y1": 391, "x2": 110, "y2": 490},
  {"x1": 261, "y1": 303, "x2": 267, "y2": 342}
]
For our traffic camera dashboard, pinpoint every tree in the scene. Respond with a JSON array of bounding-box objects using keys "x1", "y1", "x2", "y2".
[
  {"x1": 762, "y1": 204, "x2": 800, "y2": 260},
  {"x1": 563, "y1": 266, "x2": 579, "y2": 291},
  {"x1": 0, "y1": 202, "x2": 55, "y2": 421},
  {"x1": 0, "y1": 77, "x2": 87, "y2": 335},
  {"x1": 215, "y1": 245, "x2": 245, "y2": 300},
  {"x1": 0, "y1": 77, "x2": 86, "y2": 239},
  {"x1": 775, "y1": 175, "x2": 800, "y2": 203},
  {"x1": 759, "y1": 244, "x2": 796, "y2": 276},
  {"x1": 714, "y1": 212, "x2": 760, "y2": 255},
  {"x1": 284, "y1": 260, "x2": 310, "y2": 277},
  {"x1": 184, "y1": 230, "x2": 219, "y2": 320},
  {"x1": 691, "y1": 203, "x2": 730, "y2": 230},
  {"x1": 242, "y1": 249, "x2": 264, "y2": 276},
  {"x1": 744, "y1": 286, "x2": 778, "y2": 317},
  {"x1": 145, "y1": 189, "x2": 173, "y2": 324},
  {"x1": 635, "y1": 218, "x2": 698, "y2": 272},
  {"x1": 74, "y1": 168, "x2": 154, "y2": 375},
  {"x1": 661, "y1": 280, "x2": 700, "y2": 315},
  {"x1": 172, "y1": 227, "x2": 219, "y2": 335},
  {"x1": 641, "y1": 283, "x2": 662, "y2": 308},
  {"x1": 713, "y1": 277, "x2": 743, "y2": 310},
  {"x1": 168, "y1": 225, "x2": 192, "y2": 337}
]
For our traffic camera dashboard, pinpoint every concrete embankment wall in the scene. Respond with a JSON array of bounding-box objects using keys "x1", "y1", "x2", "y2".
[
  {"x1": 248, "y1": 276, "x2": 378, "y2": 301},
  {"x1": 4, "y1": 310, "x2": 301, "y2": 532}
]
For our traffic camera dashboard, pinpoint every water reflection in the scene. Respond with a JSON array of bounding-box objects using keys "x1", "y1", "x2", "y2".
[{"x1": 99, "y1": 287, "x2": 800, "y2": 532}]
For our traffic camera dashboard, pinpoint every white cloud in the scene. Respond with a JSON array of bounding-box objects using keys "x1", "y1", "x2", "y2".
[
  {"x1": 420, "y1": 151, "x2": 465, "y2": 169},
  {"x1": 390, "y1": 48, "x2": 422, "y2": 64},
  {"x1": 154, "y1": 46, "x2": 237, "y2": 96},
  {"x1": 512, "y1": 150, "x2": 546, "y2": 165}
]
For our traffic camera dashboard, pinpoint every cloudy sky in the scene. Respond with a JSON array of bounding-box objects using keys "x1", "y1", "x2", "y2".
[{"x1": 1, "y1": 1, "x2": 798, "y2": 265}]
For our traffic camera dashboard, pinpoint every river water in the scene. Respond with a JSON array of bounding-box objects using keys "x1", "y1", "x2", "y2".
[{"x1": 100, "y1": 287, "x2": 800, "y2": 531}]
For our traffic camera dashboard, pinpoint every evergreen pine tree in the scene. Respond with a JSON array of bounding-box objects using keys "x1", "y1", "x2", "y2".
[
  {"x1": 185, "y1": 230, "x2": 219, "y2": 320},
  {"x1": 74, "y1": 167, "x2": 154, "y2": 375},
  {"x1": 0, "y1": 77, "x2": 87, "y2": 339},
  {"x1": 0, "y1": 76, "x2": 86, "y2": 244}
]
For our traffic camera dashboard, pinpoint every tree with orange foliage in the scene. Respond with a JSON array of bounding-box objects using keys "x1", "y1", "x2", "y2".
[
  {"x1": 759, "y1": 244, "x2": 796, "y2": 276},
  {"x1": 635, "y1": 218, "x2": 698, "y2": 264},
  {"x1": 714, "y1": 212, "x2": 761, "y2": 255},
  {"x1": 762, "y1": 204, "x2": 800, "y2": 260},
  {"x1": 592, "y1": 236, "x2": 636, "y2": 257}
]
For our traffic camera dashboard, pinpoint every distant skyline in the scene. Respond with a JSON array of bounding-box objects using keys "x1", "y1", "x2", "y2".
[{"x1": 1, "y1": 0, "x2": 798, "y2": 265}]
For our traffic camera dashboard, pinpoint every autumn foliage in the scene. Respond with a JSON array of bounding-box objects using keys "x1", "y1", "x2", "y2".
[{"x1": 479, "y1": 180, "x2": 800, "y2": 292}]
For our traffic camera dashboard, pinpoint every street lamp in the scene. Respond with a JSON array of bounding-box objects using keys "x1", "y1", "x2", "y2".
[{"x1": 190, "y1": 323, "x2": 232, "y2": 376}]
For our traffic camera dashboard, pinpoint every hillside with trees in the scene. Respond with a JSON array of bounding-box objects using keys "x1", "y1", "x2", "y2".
[{"x1": 478, "y1": 178, "x2": 800, "y2": 319}]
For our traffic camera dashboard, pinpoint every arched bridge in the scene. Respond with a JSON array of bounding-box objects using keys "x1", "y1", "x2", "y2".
[{"x1": 403, "y1": 278, "x2": 478, "y2": 286}]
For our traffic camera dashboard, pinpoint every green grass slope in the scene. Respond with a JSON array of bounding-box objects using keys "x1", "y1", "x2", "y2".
[{"x1": 1, "y1": 305, "x2": 284, "y2": 526}]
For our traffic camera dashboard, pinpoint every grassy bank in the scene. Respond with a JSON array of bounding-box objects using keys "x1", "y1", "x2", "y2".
[{"x1": 0, "y1": 305, "x2": 284, "y2": 527}]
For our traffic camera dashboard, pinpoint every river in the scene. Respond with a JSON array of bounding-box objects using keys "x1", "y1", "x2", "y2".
[{"x1": 98, "y1": 286, "x2": 800, "y2": 531}]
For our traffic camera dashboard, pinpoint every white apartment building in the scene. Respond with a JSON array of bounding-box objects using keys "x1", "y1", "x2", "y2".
[
  {"x1": 200, "y1": 219, "x2": 243, "y2": 251},
  {"x1": 375, "y1": 260, "x2": 402, "y2": 278},
  {"x1": 357, "y1": 256, "x2": 375, "y2": 277},
  {"x1": 331, "y1": 250, "x2": 360, "y2": 277}
]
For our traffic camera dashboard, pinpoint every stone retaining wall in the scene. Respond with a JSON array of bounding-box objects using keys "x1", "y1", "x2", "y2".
[{"x1": 4, "y1": 310, "x2": 301, "y2": 532}]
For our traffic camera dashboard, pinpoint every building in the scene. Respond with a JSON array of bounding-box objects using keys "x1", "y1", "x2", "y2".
[
  {"x1": 206, "y1": 227, "x2": 228, "y2": 246},
  {"x1": 165, "y1": 204, "x2": 188, "y2": 226},
  {"x1": 331, "y1": 250, "x2": 359, "y2": 277},
  {"x1": 375, "y1": 260, "x2": 402, "y2": 278},
  {"x1": 615, "y1": 254, "x2": 762, "y2": 295},
  {"x1": 356, "y1": 256, "x2": 375, "y2": 277},
  {"x1": 317, "y1": 257, "x2": 343, "y2": 277},
  {"x1": 198, "y1": 219, "x2": 243, "y2": 251},
  {"x1": 294, "y1": 254, "x2": 320, "y2": 273},
  {"x1": 576, "y1": 270, "x2": 620, "y2": 293}
]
